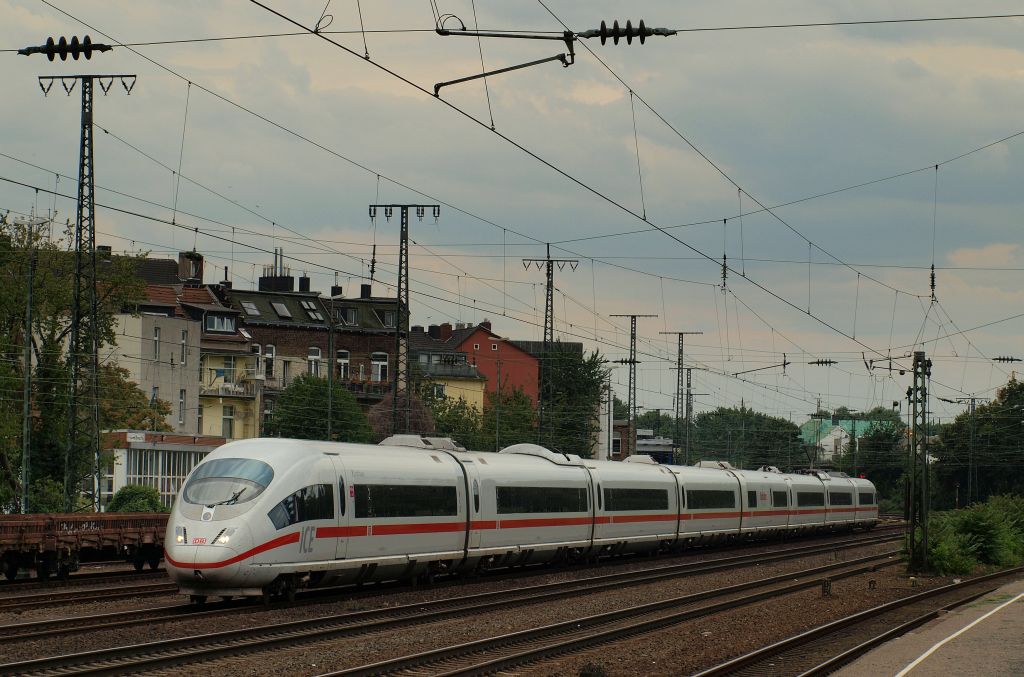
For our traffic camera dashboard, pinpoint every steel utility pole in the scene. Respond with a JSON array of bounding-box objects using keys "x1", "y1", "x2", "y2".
[
  {"x1": 938, "y1": 395, "x2": 984, "y2": 504},
  {"x1": 907, "y1": 351, "x2": 932, "y2": 572},
  {"x1": 610, "y1": 314, "x2": 656, "y2": 458},
  {"x1": 661, "y1": 330, "x2": 702, "y2": 464},
  {"x1": 19, "y1": 216, "x2": 44, "y2": 513},
  {"x1": 369, "y1": 204, "x2": 439, "y2": 436},
  {"x1": 523, "y1": 245, "x2": 577, "y2": 443},
  {"x1": 22, "y1": 36, "x2": 135, "y2": 509}
]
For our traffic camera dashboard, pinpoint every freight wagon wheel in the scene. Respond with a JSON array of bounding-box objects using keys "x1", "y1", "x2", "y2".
[
  {"x1": 147, "y1": 555, "x2": 161, "y2": 570},
  {"x1": 3, "y1": 561, "x2": 16, "y2": 581},
  {"x1": 132, "y1": 557, "x2": 145, "y2": 572},
  {"x1": 36, "y1": 562, "x2": 51, "y2": 581}
]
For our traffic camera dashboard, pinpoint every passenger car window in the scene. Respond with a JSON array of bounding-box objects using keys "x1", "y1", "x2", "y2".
[
  {"x1": 772, "y1": 491, "x2": 788, "y2": 508},
  {"x1": 496, "y1": 486, "x2": 588, "y2": 514},
  {"x1": 267, "y1": 484, "x2": 334, "y2": 529},
  {"x1": 747, "y1": 490, "x2": 757, "y2": 508},
  {"x1": 338, "y1": 476, "x2": 346, "y2": 516},
  {"x1": 603, "y1": 488, "x2": 668, "y2": 511},
  {"x1": 686, "y1": 489, "x2": 736, "y2": 510},
  {"x1": 355, "y1": 484, "x2": 458, "y2": 518},
  {"x1": 472, "y1": 479, "x2": 480, "y2": 513}
]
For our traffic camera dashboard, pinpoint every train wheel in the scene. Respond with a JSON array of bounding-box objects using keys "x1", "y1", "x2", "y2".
[
  {"x1": 132, "y1": 559, "x2": 145, "y2": 572},
  {"x1": 147, "y1": 556, "x2": 161, "y2": 570},
  {"x1": 57, "y1": 562, "x2": 71, "y2": 580},
  {"x1": 189, "y1": 595, "x2": 207, "y2": 605},
  {"x1": 3, "y1": 562, "x2": 17, "y2": 581},
  {"x1": 36, "y1": 562, "x2": 51, "y2": 581}
]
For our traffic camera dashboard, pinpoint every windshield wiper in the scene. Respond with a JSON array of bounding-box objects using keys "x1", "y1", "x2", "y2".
[{"x1": 206, "y1": 488, "x2": 246, "y2": 507}]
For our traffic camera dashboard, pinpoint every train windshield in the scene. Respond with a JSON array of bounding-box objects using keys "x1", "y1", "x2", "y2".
[{"x1": 182, "y1": 458, "x2": 274, "y2": 506}]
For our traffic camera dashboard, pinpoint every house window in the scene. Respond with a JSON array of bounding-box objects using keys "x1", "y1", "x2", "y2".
[
  {"x1": 240, "y1": 300, "x2": 260, "y2": 316},
  {"x1": 263, "y1": 398, "x2": 274, "y2": 430},
  {"x1": 271, "y1": 302, "x2": 292, "y2": 319},
  {"x1": 178, "y1": 389, "x2": 185, "y2": 425},
  {"x1": 612, "y1": 432, "x2": 622, "y2": 457},
  {"x1": 197, "y1": 404, "x2": 203, "y2": 434},
  {"x1": 371, "y1": 352, "x2": 388, "y2": 382},
  {"x1": 223, "y1": 355, "x2": 236, "y2": 383},
  {"x1": 336, "y1": 350, "x2": 350, "y2": 379},
  {"x1": 308, "y1": 347, "x2": 322, "y2": 376},
  {"x1": 265, "y1": 345, "x2": 275, "y2": 378},
  {"x1": 432, "y1": 383, "x2": 446, "y2": 398},
  {"x1": 153, "y1": 326, "x2": 161, "y2": 360},
  {"x1": 379, "y1": 310, "x2": 396, "y2": 328},
  {"x1": 222, "y1": 405, "x2": 235, "y2": 439},
  {"x1": 180, "y1": 329, "x2": 187, "y2": 367},
  {"x1": 150, "y1": 385, "x2": 159, "y2": 403},
  {"x1": 251, "y1": 344, "x2": 262, "y2": 376},
  {"x1": 338, "y1": 308, "x2": 358, "y2": 325},
  {"x1": 206, "y1": 314, "x2": 235, "y2": 332},
  {"x1": 491, "y1": 343, "x2": 498, "y2": 351},
  {"x1": 473, "y1": 343, "x2": 480, "y2": 350},
  {"x1": 282, "y1": 360, "x2": 291, "y2": 387},
  {"x1": 300, "y1": 299, "x2": 324, "y2": 321}
]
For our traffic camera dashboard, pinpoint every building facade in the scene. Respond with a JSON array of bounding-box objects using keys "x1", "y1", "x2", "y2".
[
  {"x1": 441, "y1": 321, "x2": 540, "y2": 403},
  {"x1": 410, "y1": 327, "x2": 487, "y2": 410}
]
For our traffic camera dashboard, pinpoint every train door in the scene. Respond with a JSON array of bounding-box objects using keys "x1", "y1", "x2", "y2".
[
  {"x1": 327, "y1": 455, "x2": 349, "y2": 561},
  {"x1": 462, "y1": 461, "x2": 483, "y2": 550}
]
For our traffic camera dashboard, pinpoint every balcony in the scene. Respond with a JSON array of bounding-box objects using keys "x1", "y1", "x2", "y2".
[{"x1": 200, "y1": 380, "x2": 259, "y2": 398}]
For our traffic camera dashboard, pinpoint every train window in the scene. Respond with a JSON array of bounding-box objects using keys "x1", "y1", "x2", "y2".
[
  {"x1": 496, "y1": 486, "x2": 588, "y2": 514},
  {"x1": 829, "y1": 491, "x2": 853, "y2": 506},
  {"x1": 859, "y1": 492, "x2": 875, "y2": 505},
  {"x1": 797, "y1": 491, "x2": 825, "y2": 507},
  {"x1": 772, "y1": 491, "x2": 788, "y2": 508},
  {"x1": 603, "y1": 488, "x2": 668, "y2": 512},
  {"x1": 338, "y1": 476, "x2": 346, "y2": 516},
  {"x1": 267, "y1": 484, "x2": 335, "y2": 529},
  {"x1": 354, "y1": 484, "x2": 458, "y2": 518},
  {"x1": 747, "y1": 491, "x2": 758, "y2": 509},
  {"x1": 182, "y1": 458, "x2": 274, "y2": 506},
  {"x1": 679, "y1": 486, "x2": 686, "y2": 509},
  {"x1": 473, "y1": 479, "x2": 480, "y2": 513},
  {"x1": 597, "y1": 484, "x2": 602, "y2": 510},
  {"x1": 686, "y1": 490, "x2": 735, "y2": 510}
]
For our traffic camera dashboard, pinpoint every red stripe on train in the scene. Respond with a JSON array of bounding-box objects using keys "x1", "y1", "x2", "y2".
[{"x1": 164, "y1": 531, "x2": 300, "y2": 570}]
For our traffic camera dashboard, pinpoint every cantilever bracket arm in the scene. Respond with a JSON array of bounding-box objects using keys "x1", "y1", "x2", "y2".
[{"x1": 433, "y1": 30, "x2": 576, "y2": 97}]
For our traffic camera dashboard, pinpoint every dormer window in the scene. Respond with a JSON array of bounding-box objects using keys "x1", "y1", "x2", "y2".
[
  {"x1": 205, "y1": 314, "x2": 235, "y2": 332},
  {"x1": 377, "y1": 309, "x2": 396, "y2": 328},
  {"x1": 271, "y1": 302, "x2": 292, "y2": 319},
  {"x1": 240, "y1": 301, "x2": 260, "y2": 317},
  {"x1": 337, "y1": 307, "x2": 358, "y2": 325}
]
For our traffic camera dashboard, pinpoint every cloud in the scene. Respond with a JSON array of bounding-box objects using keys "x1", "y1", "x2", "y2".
[{"x1": 947, "y1": 243, "x2": 1021, "y2": 268}]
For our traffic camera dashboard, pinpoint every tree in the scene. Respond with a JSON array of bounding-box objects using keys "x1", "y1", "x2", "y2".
[
  {"x1": 265, "y1": 374, "x2": 373, "y2": 442},
  {"x1": 843, "y1": 422, "x2": 906, "y2": 502},
  {"x1": 0, "y1": 215, "x2": 149, "y2": 510},
  {"x1": 543, "y1": 345, "x2": 608, "y2": 458},
  {"x1": 107, "y1": 484, "x2": 166, "y2": 512},
  {"x1": 482, "y1": 387, "x2": 537, "y2": 451},
  {"x1": 613, "y1": 396, "x2": 628, "y2": 420},
  {"x1": 691, "y1": 406, "x2": 803, "y2": 470},
  {"x1": 367, "y1": 391, "x2": 435, "y2": 442},
  {"x1": 427, "y1": 391, "x2": 484, "y2": 450},
  {"x1": 637, "y1": 409, "x2": 675, "y2": 437}
]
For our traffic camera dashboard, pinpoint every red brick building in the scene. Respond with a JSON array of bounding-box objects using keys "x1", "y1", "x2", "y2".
[{"x1": 428, "y1": 320, "x2": 540, "y2": 404}]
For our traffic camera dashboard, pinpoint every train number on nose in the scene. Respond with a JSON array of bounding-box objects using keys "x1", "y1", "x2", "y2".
[
  {"x1": 191, "y1": 537, "x2": 207, "y2": 544},
  {"x1": 298, "y1": 525, "x2": 317, "y2": 554}
]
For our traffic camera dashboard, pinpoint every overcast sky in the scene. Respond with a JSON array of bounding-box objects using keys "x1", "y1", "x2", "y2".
[{"x1": 3, "y1": 1, "x2": 1023, "y2": 424}]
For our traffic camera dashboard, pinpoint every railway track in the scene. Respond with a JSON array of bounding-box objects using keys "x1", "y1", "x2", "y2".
[
  {"x1": 0, "y1": 567, "x2": 165, "y2": 594},
  {"x1": 0, "y1": 580, "x2": 178, "y2": 614},
  {"x1": 0, "y1": 531, "x2": 900, "y2": 640},
  {"x1": 0, "y1": 543, "x2": 901, "y2": 675},
  {"x1": 695, "y1": 565, "x2": 1024, "y2": 676}
]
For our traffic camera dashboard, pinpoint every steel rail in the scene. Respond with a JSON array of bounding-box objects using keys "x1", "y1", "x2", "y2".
[
  {"x1": 0, "y1": 532, "x2": 900, "y2": 641},
  {"x1": 0, "y1": 582, "x2": 177, "y2": 613},
  {"x1": 0, "y1": 567, "x2": 165, "y2": 592},
  {"x1": 328, "y1": 554, "x2": 901, "y2": 676},
  {"x1": 0, "y1": 548, "x2": 900, "y2": 675},
  {"x1": 695, "y1": 564, "x2": 1024, "y2": 676}
]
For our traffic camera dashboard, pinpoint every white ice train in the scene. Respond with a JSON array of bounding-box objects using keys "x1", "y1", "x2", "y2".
[{"x1": 164, "y1": 436, "x2": 878, "y2": 602}]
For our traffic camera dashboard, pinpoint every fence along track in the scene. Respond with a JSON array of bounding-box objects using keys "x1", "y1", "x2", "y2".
[
  {"x1": 0, "y1": 547, "x2": 899, "y2": 676},
  {"x1": 0, "y1": 532, "x2": 900, "y2": 642}
]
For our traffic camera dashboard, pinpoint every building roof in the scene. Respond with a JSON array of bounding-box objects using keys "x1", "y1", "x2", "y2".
[
  {"x1": 799, "y1": 418, "x2": 885, "y2": 445},
  {"x1": 227, "y1": 288, "x2": 400, "y2": 333},
  {"x1": 131, "y1": 258, "x2": 180, "y2": 285}
]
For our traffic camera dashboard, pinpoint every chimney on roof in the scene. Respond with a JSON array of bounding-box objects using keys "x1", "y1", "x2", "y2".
[
  {"x1": 411, "y1": 325, "x2": 424, "y2": 334},
  {"x1": 330, "y1": 285, "x2": 343, "y2": 297},
  {"x1": 258, "y1": 247, "x2": 294, "y2": 292},
  {"x1": 178, "y1": 251, "x2": 204, "y2": 286},
  {"x1": 299, "y1": 276, "x2": 311, "y2": 293},
  {"x1": 439, "y1": 322, "x2": 453, "y2": 341},
  {"x1": 480, "y1": 318, "x2": 492, "y2": 331},
  {"x1": 360, "y1": 283, "x2": 372, "y2": 299},
  {"x1": 428, "y1": 324, "x2": 440, "y2": 340},
  {"x1": 220, "y1": 266, "x2": 232, "y2": 289}
]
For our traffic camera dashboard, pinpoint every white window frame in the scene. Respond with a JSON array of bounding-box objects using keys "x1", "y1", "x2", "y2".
[
  {"x1": 222, "y1": 404, "x2": 235, "y2": 439},
  {"x1": 153, "y1": 326, "x2": 161, "y2": 360},
  {"x1": 180, "y1": 329, "x2": 187, "y2": 367},
  {"x1": 251, "y1": 344, "x2": 262, "y2": 376},
  {"x1": 265, "y1": 345, "x2": 276, "y2": 378},
  {"x1": 336, "y1": 350, "x2": 350, "y2": 380},
  {"x1": 205, "y1": 314, "x2": 235, "y2": 332},
  {"x1": 371, "y1": 352, "x2": 388, "y2": 382},
  {"x1": 308, "y1": 346, "x2": 322, "y2": 376},
  {"x1": 178, "y1": 389, "x2": 185, "y2": 425}
]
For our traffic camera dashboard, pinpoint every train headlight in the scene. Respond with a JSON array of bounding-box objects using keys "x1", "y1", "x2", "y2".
[
  {"x1": 174, "y1": 526, "x2": 186, "y2": 544},
  {"x1": 215, "y1": 528, "x2": 236, "y2": 545}
]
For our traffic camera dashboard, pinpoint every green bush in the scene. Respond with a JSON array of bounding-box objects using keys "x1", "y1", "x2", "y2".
[
  {"x1": 925, "y1": 495, "x2": 1024, "y2": 574},
  {"x1": 107, "y1": 485, "x2": 167, "y2": 513}
]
